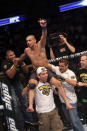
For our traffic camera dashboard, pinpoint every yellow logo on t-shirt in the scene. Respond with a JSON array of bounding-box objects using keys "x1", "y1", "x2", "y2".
[
  {"x1": 80, "y1": 73, "x2": 87, "y2": 83},
  {"x1": 38, "y1": 85, "x2": 52, "y2": 96},
  {"x1": 71, "y1": 76, "x2": 75, "y2": 79}
]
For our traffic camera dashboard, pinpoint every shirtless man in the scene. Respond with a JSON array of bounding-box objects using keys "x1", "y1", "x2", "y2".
[{"x1": 21, "y1": 19, "x2": 74, "y2": 112}]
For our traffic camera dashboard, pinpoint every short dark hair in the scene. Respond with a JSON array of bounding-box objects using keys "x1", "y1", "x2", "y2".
[
  {"x1": 59, "y1": 58, "x2": 69, "y2": 66},
  {"x1": 26, "y1": 35, "x2": 36, "y2": 40},
  {"x1": 5, "y1": 50, "x2": 14, "y2": 57}
]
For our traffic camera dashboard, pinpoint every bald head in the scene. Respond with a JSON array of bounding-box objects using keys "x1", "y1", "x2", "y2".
[
  {"x1": 26, "y1": 35, "x2": 36, "y2": 48},
  {"x1": 26, "y1": 35, "x2": 36, "y2": 41}
]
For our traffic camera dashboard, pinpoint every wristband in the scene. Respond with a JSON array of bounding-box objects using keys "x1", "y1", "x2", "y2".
[
  {"x1": 27, "y1": 83, "x2": 36, "y2": 89},
  {"x1": 41, "y1": 26, "x2": 47, "y2": 30}
]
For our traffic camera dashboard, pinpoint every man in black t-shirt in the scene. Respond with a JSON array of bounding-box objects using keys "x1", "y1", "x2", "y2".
[
  {"x1": 1, "y1": 50, "x2": 35, "y2": 131},
  {"x1": 50, "y1": 33, "x2": 75, "y2": 59},
  {"x1": 76, "y1": 68, "x2": 87, "y2": 100},
  {"x1": 76, "y1": 53, "x2": 87, "y2": 123}
]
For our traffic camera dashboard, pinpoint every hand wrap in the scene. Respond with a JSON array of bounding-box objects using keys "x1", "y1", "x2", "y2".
[{"x1": 27, "y1": 84, "x2": 36, "y2": 89}]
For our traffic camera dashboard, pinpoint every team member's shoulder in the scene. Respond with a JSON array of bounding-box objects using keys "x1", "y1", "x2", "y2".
[{"x1": 68, "y1": 69, "x2": 76, "y2": 80}]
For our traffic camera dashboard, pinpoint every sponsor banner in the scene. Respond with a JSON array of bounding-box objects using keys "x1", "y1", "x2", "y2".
[{"x1": 0, "y1": 82, "x2": 19, "y2": 131}]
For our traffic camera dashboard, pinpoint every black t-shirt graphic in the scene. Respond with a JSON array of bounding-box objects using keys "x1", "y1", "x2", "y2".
[
  {"x1": 52, "y1": 44, "x2": 71, "y2": 58},
  {"x1": 76, "y1": 68, "x2": 87, "y2": 99}
]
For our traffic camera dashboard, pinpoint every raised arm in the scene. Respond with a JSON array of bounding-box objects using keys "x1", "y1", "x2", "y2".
[
  {"x1": 38, "y1": 19, "x2": 47, "y2": 47},
  {"x1": 60, "y1": 35, "x2": 75, "y2": 53},
  {"x1": 50, "y1": 47, "x2": 55, "y2": 59},
  {"x1": 65, "y1": 41, "x2": 75, "y2": 53}
]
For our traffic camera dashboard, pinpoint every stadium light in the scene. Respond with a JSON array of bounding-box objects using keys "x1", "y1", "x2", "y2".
[{"x1": 59, "y1": 0, "x2": 87, "y2": 12}]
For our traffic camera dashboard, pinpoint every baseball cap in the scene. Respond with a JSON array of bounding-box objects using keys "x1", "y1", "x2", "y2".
[{"x1": 36, "y1": 67, "x2": 47, "y2": 74}]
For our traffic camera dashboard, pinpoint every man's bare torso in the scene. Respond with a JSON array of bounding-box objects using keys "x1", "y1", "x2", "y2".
[{"x1": 25, "y1": 44, "x2": 49, "y2": 69}]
